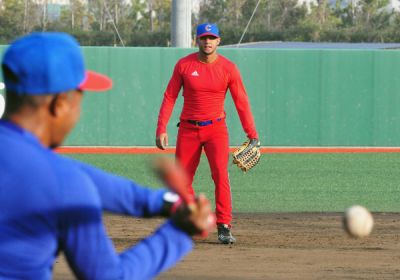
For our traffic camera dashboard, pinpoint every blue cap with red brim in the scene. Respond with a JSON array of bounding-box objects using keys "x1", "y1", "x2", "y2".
[
  {"x1": 196, "y1": 23, "x2": 220, "y2": 38},
  {"x1": 2, "y1": 32, "x2": 112, "y2": 95}
]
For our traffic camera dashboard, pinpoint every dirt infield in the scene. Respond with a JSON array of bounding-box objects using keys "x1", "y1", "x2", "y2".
[{"x1": 53, "y1": 212, "x2": 400, "y2": 279}]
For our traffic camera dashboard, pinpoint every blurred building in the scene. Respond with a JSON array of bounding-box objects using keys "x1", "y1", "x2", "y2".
[
  {"x1": 388, "y1": 0, "x2": 400, "y2": 11},
  {"x1": 297, "y1": 0, "x2": 400, "y2": 12}
]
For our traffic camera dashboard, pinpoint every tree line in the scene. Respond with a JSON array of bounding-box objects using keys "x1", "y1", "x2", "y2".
[{"x1": 1, "y1": 0, "x2": 399, "y2": 46}]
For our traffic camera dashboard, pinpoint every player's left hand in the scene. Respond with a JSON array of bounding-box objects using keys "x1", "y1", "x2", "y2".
[
  {"x1": 232, "y1": 138, "x2": 261, "y2": 172},
  {"x1": 171, "y1": 194, "x2": 214, "y2": 237},
  {"x1": 153, "y1": 157, "x2": 215, "y2": 237}
]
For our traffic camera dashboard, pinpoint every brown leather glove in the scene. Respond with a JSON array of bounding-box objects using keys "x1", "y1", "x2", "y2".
[{"x1": 232, "y1": 138, "x2": 261, "y2": 172}]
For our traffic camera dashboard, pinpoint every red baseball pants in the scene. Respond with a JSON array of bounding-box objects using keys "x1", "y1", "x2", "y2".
[{"x1": 176, "y1": 119, "x2": 232, "y2": 226}]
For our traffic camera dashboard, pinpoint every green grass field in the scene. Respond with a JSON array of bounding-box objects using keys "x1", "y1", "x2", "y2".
[{"x1": 66, "y1": 153, "x2": 400, "y2": 212}]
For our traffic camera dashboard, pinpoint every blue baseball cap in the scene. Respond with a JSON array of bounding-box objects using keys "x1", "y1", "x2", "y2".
[
  {"x1": 1, "y1": 32, "x2": 112, "y2": 95},
  {"x1": 196, "y1": 23, "x2": 220, "y2": 38}
]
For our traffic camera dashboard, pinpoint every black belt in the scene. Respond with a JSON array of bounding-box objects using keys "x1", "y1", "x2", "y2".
[{"x1": 187, "y1": 118, "x2": 222, "y2": 127}]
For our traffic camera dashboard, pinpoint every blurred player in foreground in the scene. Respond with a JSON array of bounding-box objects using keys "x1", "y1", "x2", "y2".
[
  {"x1": 156, "y1": 23, "x2": 259, "y2": 244},
  {"x1": 0, "y1": 32, "x2": 212, "y2": 279}
]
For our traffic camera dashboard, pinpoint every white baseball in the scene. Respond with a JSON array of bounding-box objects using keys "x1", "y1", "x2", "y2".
[
  {"x1": 0, "y1": 94, "x2": 5, "y2": 119},
  {"x1": 343, "y1": 205, "x2": 374, "y2": 238}
]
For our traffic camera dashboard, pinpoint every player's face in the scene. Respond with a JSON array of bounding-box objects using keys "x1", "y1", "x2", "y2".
[
  {"x1": 66, "y1": 90, "x2": 83, "y2": 132},
  {"x1": 49, "y1": 90, "x2": 83, "y2": 148},
  {"x1": 198, "y1": 35, "x2": 220, "y2": 56}
]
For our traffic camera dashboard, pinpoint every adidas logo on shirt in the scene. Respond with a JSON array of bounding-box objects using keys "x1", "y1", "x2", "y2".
[{"x1": 191, "y1": 70, "x2": 199, "y2": 76}]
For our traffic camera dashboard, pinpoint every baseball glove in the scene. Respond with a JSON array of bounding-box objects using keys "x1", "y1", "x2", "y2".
[{"x1": 232, "y1": 138, "x2": 261, "y2": 172}]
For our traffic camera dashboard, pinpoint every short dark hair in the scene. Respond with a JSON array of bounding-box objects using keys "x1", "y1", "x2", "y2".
[{"x1": 4, "y1": 92, "x2": 49, "y2": 116}]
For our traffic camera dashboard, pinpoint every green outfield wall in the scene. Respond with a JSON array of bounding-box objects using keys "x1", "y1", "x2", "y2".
[{"x1": 1, "y1": 46, "x2": 400, "y2": 146}]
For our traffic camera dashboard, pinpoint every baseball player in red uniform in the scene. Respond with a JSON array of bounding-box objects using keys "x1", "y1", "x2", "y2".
[{"x1": 156, "y1": 23, "x2": 259, "y2": 244}]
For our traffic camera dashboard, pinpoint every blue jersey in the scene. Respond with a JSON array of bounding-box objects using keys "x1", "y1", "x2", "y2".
[{"x1": 0, "y1": 120, "x2": 193, "y2": 279}]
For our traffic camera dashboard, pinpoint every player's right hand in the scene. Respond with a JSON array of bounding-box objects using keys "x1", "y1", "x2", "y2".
[
  {"x1": 156, "y1": 133, "x2": 168, "y2": 150},
  {"x1": 171, "y1": 194, "x2": 214, "y2": 238}
]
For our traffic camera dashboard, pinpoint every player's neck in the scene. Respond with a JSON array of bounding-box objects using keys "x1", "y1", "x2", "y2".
[
  {"x1": 8, "y1": 111, "x2": 52, "y2": 147},
  {"x1": 198, "y1": 52, "x2": 218, "y2": 64}
]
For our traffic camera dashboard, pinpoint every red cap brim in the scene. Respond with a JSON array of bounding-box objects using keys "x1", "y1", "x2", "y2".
[
  {"x1": 79, "y1": 70, "x2": 113, "y2": 92},
  {"x1": 197, "y1": 32, "x2": 220, "y2": 38}
]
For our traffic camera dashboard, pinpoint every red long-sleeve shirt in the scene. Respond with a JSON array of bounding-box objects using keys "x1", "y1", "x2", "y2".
[{"x1": 156, "y1": 53, "x2": 258, "y2": 139}]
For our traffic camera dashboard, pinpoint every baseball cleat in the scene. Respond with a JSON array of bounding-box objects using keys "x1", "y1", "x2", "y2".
[{"x1": 217, "y1": 224, "x2": 236, "y2": 244}]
